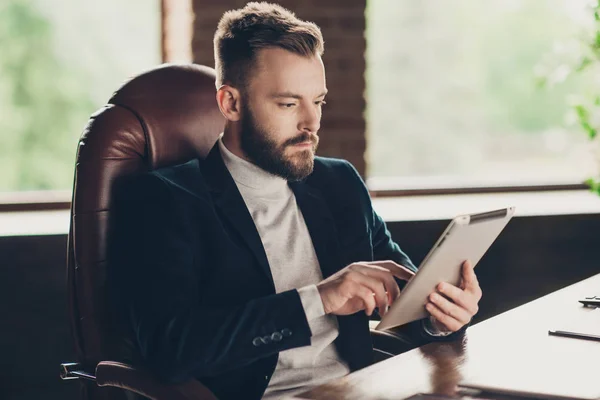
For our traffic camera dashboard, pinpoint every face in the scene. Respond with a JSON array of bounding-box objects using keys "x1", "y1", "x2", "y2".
[{"x1": 240, "y1": 47, "x2": 327, "y2": 181}]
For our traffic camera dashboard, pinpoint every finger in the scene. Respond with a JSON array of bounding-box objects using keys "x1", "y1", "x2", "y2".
[
  {"x1": 425, "y1": 302, "x2": 463, "y2": 332},
  {"x1": 384, "y1": 275, "x2": 401, "y2": 304},
  {"x1": 364, "y1": 260, "x2": 416, "y2": 281},
  {"x1": 462, "y1": 260, "x2": 478, "y2": 289},
  {"x1": 436, "y1": 282, "x2": 473, "y2": 313},
  {"x1": 372, "y1": 260, "x2": 416, "y2": 281},
  {"x1": 463, "y1": 267, "x2": 483, "y2": 302},
  {"x1": 355, "y1": 264, "x2": 401, "y2": 303},
  {"x1": 348, "y1": 271, "x2": 388, "y2": 316},
  {"x1": 429, "y1": 292, "x2": 471, "y2": 325},
  {"x1": 355, "y1": 284, "x2": 377, "y2": 316}
]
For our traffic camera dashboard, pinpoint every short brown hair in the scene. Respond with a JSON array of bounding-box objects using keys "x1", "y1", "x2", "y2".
[{"x1": 213, "y1": 2, "x2": 325, "y2": 89}]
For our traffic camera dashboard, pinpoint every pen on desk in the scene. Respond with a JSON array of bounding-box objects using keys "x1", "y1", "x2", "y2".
[{"x1": 548, "y1": 329, "x2": 600, "y2": 342}]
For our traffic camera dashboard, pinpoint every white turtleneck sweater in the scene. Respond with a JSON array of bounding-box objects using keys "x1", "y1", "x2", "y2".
[{"x1": 218, "y1": 138, "x2": 350, "y2": 399}]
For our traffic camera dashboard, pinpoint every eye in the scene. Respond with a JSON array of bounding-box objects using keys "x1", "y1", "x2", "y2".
[
  {"x1": 280, "y1": 103, "x2": 296, "y2": 108},
  {"x1": 315, "y1": 100, "x2": 327, "y2": 106}
]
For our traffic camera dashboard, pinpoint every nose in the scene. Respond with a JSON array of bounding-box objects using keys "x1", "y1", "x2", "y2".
[{"x1": 298, "y1": 102, "x2": 321, "y2": 134}]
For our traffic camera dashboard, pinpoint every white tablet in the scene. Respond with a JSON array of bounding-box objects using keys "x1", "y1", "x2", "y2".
[{"x1": 376, "y1": 207, "x2": 516, "y2": 331}]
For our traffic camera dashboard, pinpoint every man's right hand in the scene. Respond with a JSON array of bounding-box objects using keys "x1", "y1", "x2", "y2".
[{"x1": 316, "y1": 260, "x2": 415, "y2": 317}]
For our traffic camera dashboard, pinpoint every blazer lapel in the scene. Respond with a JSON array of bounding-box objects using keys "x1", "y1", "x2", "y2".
[
  {"x1": 202, "y1": 143, "x2": 343, "y2": 287},
  {"x1": 289, "y1": 181, "x2": 342, "y2": 279},
  {"x1": 203, "y1": 144, "x2": 275, "y2": 289}
]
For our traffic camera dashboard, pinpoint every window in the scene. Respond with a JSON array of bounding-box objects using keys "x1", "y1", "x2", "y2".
[
  {"x1": 366, "y1": 0, "x2": 596, "y2": 190},
  {"x1": 0, "y1": 0, "x2": 160, "y2": 192}
]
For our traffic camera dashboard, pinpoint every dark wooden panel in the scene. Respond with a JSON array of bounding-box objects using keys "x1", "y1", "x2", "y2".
[
  {"x1": 2, "y1": 213, "x2": 600, "y2": 399},
  {"x1": 0, "y1": 234, "x2": 78, "y2": 399}
]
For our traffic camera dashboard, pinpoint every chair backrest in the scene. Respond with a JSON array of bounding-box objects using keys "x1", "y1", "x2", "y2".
[{"x1": 66, "y1": 64, "x2": 225, "y2": 399}]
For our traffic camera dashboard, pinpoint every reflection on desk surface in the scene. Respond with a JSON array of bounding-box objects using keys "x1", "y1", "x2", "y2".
[{"x1": 296, "y1": 274, "x2": 600, "y2": 400}]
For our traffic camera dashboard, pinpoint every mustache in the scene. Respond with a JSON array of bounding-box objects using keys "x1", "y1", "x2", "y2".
[{"x1": 284, "y1": 133, "x2": 319, "y2": 147}]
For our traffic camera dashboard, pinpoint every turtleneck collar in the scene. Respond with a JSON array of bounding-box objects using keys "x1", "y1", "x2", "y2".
[{"x1": 218, "y1": 135, "x2": 289, "y2": 197}]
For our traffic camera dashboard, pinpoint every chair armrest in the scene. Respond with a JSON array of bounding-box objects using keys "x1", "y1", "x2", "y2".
[
  {"x1": 369, "y1": 320, "x2": 416, "y2": 360},
  {"x1": 95, "y1": 361, "x2": 218, "y2": 400}
]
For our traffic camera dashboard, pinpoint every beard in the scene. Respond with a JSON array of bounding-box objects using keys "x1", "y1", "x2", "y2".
[{"x1": 239, "y1": 103, "x2": 319, "y2": 181}]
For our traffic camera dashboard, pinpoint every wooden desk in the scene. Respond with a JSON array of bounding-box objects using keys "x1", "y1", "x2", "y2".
[{"x1": 296, "y1": 274, "x2": 600, "y2": 399}]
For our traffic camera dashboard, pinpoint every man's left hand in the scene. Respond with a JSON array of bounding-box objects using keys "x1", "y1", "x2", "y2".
[{"x1": 425, "y1": 260, "x2": 482, "y2": 332}]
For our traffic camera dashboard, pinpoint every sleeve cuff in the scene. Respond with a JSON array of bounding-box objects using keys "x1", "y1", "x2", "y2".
[
  {"x1": 422, "y1": 316, "x2": 453, "y2": 337},
  {"x1": 297, "y1": 285, "x2": 326, "y2": 322}
]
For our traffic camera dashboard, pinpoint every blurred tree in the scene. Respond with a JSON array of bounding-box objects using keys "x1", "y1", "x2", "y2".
[
  {"x1": 0, "y1": 0, "x2": 95, "y2": 190},
  {"x1": 538, "y1": 0, "x2": 600, "y2": 194},
  {"x1": 366, "y1": 0, "x2": 593, "y2": 183},
  {"x1": 0, "y1": 0, "x2": 159, "y2": 191}
]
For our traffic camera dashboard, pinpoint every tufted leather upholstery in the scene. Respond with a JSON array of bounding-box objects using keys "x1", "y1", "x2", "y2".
[{"x1": 66, "y1": 63, "x2": 225, "y2": 400}]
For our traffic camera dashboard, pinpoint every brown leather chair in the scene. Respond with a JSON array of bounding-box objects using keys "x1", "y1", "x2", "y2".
[
  {"x1": 60, "y1": 63, "x2": 412, "y2": 400},
  {"x1": 61, "y1": 63, "x2": 224, "y2": 400}
]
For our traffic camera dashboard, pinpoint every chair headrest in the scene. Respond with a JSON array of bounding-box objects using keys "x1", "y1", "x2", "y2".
[{"x1": 109, "y1": 63, "x2": 225, "y2": 169}]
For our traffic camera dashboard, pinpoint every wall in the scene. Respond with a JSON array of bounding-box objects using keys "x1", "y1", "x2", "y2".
[{"x1": 1, "y1": 235, "x2": 78, "y2": 400}]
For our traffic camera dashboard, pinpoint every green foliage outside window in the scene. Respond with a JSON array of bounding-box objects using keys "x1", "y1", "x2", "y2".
[
  {"x1": 367, "y1": 0, "x2": 595, "y2": 184},
  {"x1": 0, "y1": 0, "x2": 159, "y2": 191}
]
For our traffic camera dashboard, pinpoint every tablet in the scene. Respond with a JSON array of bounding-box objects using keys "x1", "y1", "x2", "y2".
[{"x1": 376, "y1": 206, "x2": 515, "y2": 331}]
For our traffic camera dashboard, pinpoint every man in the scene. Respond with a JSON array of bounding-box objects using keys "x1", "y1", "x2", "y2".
[{"x1": 110, "y1": 2, "x2": 482, "y2": 399}]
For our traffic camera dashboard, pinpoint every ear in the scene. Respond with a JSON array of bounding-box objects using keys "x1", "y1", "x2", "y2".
[{"x1": 216, "y1": 85, "x2": 242, "y2": 122}]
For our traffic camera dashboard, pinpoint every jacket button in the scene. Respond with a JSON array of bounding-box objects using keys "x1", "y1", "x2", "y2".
[
  {"x1": 252, "y1": 337, "x2": 262, "y2": 347},
  {"x1": 261, "y1": 335, "x2": 272, "y2": 345},
  {"x1": 281, "y1": 328, "x2": 292, "y2": 337},
  {"x1": 271, "y1": 332, "x2": 283, "y2": 342}
]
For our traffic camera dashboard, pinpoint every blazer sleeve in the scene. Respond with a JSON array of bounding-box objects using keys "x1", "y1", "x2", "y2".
[
  {"x1": 341, "y1": 161, "x2": 467, "y2": 344},
  {"x1": 108, "y1": 173, "x2": 313, "y2": 383}
]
